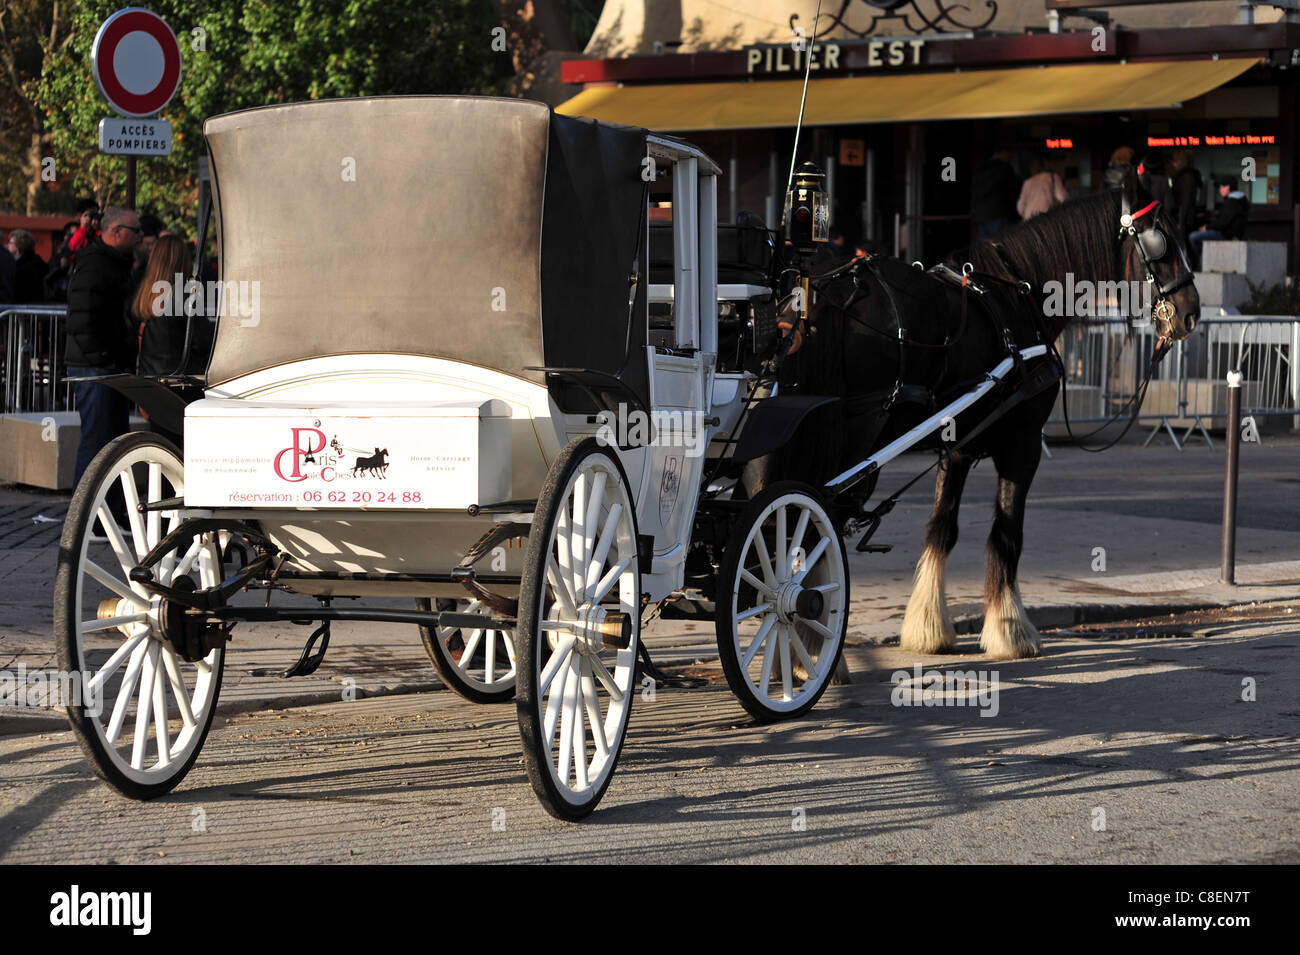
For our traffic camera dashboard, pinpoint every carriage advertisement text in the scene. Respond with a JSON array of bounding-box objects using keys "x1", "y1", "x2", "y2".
[{"x1": 183, "y1": 406, "x2": 511, "y2": 509}]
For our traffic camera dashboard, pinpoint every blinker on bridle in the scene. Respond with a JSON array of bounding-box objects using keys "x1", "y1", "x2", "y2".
[{"x1": 1119, "y1": 195, "x2": 1194, "y2": 333}]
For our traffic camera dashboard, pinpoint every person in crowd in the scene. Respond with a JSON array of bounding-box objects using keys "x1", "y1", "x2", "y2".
[
  {"x1": 7, "y1": 229, "x2": 48, "y2": 304},
  {"x1": 1102, "y1": 146, "x2": 1135, "y2": 190},
  {"x1": 65, "y1": 206, "x2": 142, "y2": 489},
  {"x1": 1137, "y1": 150, "x2": 1172, "y2": 206},
  {"x1": 1188, "y1": 178, "x2": 1250, "y2": 268},
  {"x1": 1169, "y1": 149, "x2": 1203, "y2": 241},
  {"x1": 44, "y1": 220, "x2": 81, "y2": 302},
  {"x1": 67, "y1": 198, "x2": 102, "y2": 258},
  {"x1": 132, "y1": 234, "x2": 194, "y2": 377},
  {"x1": 1016, "y1": 155, "x2": 1068, "y2": 220},
  {"x1": 131, "y1": 213, "x2": 166, "y2": 288},
  {"x1": 971, "y1": 148, "x2": 1021, "y2": 240},
  {"x1": 0, "y1": 230, "x2": 15, "y2": 305},
  {"x1": 130, "y1": 234, "x2": 196, "y2": 447}
]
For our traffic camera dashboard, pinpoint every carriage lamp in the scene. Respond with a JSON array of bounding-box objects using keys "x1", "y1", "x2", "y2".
[{"x1": 783, "y1": 161, "x2": 830, "y2": 256}]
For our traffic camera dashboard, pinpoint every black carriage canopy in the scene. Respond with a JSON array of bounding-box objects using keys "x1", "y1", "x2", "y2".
[{"x1": 202, "y1": 96, "x2": 650, "y2": 410}]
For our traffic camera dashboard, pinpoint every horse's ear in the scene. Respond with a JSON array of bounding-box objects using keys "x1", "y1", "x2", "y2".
[{"x1": 1121, "y1": 165, "x2": 1139, "y2": 207}]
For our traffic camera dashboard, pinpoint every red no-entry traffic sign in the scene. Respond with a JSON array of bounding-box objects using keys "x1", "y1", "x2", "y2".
[{"x1": 91, "y1": 7, "x2": 182, "y2": 118}]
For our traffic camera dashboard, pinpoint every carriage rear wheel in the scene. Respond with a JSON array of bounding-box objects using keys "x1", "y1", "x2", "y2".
[
  {"x1": 715, "y1": 482, "x2": 848, "y2": 722},
  {"x1": 516, "y1": 438, "x2": 641, "y2": 820},
  {"x1": 415, "y1": 598, "x2": 516, "y2": 703},
  {"x1": 53, "y1": 432, "x2": 226, "y2": 798}
]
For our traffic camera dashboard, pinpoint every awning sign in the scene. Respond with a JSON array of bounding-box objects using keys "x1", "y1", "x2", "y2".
[{"x1": 98, "y1": 117, "x2": 173, "y2": 156}]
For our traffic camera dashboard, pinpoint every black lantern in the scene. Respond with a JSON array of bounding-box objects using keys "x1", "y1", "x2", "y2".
[{"x1": 783, "y1": 161, "x2": 830, "y2": 256}]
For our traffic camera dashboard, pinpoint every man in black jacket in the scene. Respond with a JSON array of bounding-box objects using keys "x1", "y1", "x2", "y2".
[
  {"x1": 1188, "y1": 179, "x2": 1250, "y2": 269},
  {"x1": 66, "y1": 206, "x2": 141, "y2": 487}
]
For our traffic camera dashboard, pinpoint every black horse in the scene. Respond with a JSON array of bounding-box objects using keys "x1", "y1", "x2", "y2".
[{"x1": 763, "y1": 176, "x2": 1199, "y2": 659}]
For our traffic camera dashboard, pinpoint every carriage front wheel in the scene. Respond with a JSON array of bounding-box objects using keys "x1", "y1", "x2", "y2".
[
  {"x1": 516, "y1": 438, "x2": 641, "y2": 820},
  {"x1": 716, "y1": 482, "x2": 849, "y2": 722},
  {"x1": 53, "y1": 432, "x2": 226, "y2": 798}
]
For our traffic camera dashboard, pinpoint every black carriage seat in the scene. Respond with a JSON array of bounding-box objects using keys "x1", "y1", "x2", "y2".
[{"x1": 648, "y1": 215, "x2": 776, "y2": 355}]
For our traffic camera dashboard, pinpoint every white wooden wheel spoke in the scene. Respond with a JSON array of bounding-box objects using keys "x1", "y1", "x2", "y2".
[
  {"x1": 556, "y1": 502, "x2": 573, "y2": 607},
  {"x1": 569, "y1": 474, "x2": 588, "y2": 595},
  {"x1": 774, "y1": 505, "x2": 788, "y2": 580},
  {"x1": 82, "y1": 613, "x2": 148, "y2": 634},
  {"x1": 590, "y1": 556, "x2": 632, "y2": 605},
  {"x1": 558, "y1": 666, "x2": 580, "y2": 786},
  {"x1": 779, "y1": 626, "x2": 793, "y2": 702},
  {"x1": 87, "y1": 630, "x2": 149, "y2": 696},
  {"x1": 753, "y1": 532, "x2": 776, "y2": 586},
  {"x1": 460, "y1": 628, "x2": 484, "y2": 666},
  {"x1": 539, "y1": 636, "x2": 576, "y2": 697},
  {"x1": 546, "y1": 555, "x2": 578, "y2": 618},
  {"x1": 84, "y1": 559, "x2": 150, "y2": 610},
  {"x1": 808, "y1": 581, "x2": 841, "y2": 594},
  {"x1": 735, "y1": 602, "x2": 772, "y2": 622},
  {"x1": 584, "y1": 501, "x2": 622, "y2": 595},
  {"x1": 788, "y1": 625, "x2": 818, "y2": 676},
  {"x1": 484, "y1": 630, "x2": 497, "y2": 684},
  {"x1": 119, "y1": 473, "x2": 148, "y2": 561},
  {"x1": 587, "y1": 652, "x2": 624, "y2": 703},
  {"x1": 579, "y1": 661, "x2": 609, "y2": 760},
  {"x1": 157, "y1": 511, "x2": 180, "y2": 580},
  {"x1": 740, "y1": 568, "x2": 773, "y2": 599},
  {"x1": 151, "y1": 646, "x2": 171, "y2": 768},
  {"x1": 160, "y1": 645, "x2": 196, "y2": 729},
  {"x1": 169, "y1": 537, "x2": 205, "y2": 582},
  {"x1": 788, "y1": 509, "x2": 811, "y2": 568},
  {"x1": 579, "y1": 471, "x2": 607, "y2": 591},
  {"x1": 793, "y1": 537, "x2": 830, "y2": 584},
  {"x1": 798, "y1": 618, "x2": 837, "y2": 644},
  {"x1": 573, "y1": 667, "x2": 589, "y2": 790},
  {"x1": 97, "y1": 505, "x2": 137, "y2": 579},
  {"x1": 742, "y1": 614, "x2": 777, "y2": 669},
  {"x1": 105, "y1": 639, "x2": 149, "y2": 746},
  {"x1": 146, "y1": 464, "x2": 162, "y2": 551},
  {"x1": 130, "y1": 644, "x2": 159, "y2": 770},
  {"x1": 758, "y1": 626, "x2": 776, "y2": 698}
]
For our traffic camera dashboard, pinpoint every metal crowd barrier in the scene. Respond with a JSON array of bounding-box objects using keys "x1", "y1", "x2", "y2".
[
  {"x1": 1047, "y1": 315, "x2": 1300, "y2": 449},
  {"x1": 1, "y1": 305, "x2": 74, "y2": 415}
]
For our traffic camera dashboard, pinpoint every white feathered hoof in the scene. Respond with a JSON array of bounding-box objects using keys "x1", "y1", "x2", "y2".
[
  {"x1": 979, "y1": 587, "x2": 1042, "y2": 659},
  {"x1": 900, "y1": 550, "x2": 957, "y2": 655}
]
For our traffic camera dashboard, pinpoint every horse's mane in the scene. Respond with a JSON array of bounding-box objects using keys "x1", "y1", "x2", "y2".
[{"x1": 967, "y1": 189, "x2": 1124, "y2": 288}]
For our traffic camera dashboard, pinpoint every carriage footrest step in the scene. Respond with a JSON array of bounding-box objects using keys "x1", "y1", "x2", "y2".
[
  {"x1": 281, "y1": 620, "x2": 331, "y2": 677},
  {"x1": 857, "y1": 542, "x2": 892, "y2": 553}
]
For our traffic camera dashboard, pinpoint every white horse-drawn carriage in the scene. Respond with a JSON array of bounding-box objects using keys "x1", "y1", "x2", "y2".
[{"x1": 56, "y1": 97, "x2": 861, "y2": 819}]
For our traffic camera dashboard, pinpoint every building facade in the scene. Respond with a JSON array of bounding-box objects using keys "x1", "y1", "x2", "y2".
[{"x1": 558, "y1": 0, "x2": 1299, "y2": 267}]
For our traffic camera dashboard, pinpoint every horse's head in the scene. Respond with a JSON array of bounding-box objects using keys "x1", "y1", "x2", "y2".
[{"x1": 1119, "y1": 174, "x2": 1199, "y2": 342}]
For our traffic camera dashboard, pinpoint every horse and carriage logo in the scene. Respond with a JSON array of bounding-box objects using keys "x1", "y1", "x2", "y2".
[{"x1": 273, "y1": 426, "x2": 391, "y2": 483}]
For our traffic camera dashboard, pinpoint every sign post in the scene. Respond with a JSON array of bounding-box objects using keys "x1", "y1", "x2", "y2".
[{"x1": 91, "y1": 7, "x2": 183, "y2": 208}]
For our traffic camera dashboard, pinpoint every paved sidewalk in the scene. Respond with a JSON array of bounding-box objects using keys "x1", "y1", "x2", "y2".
[{"x1": 3, "y1": 435, "x2": 1298, "y2": 730}]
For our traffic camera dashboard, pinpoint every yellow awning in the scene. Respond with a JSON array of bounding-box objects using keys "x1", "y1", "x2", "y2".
[{"x1": 558, "y1": 58, "x2": 1261, "y2": 131}]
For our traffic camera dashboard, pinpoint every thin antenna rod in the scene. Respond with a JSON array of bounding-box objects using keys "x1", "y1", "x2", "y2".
[{"x1": 783, "y1": 0, "x2": 825, "y2": 227}]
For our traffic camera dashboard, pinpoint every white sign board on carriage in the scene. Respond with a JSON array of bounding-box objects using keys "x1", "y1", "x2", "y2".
[
  {"x1": 182, "y1": 399, "x2": 513, "y2": 510},
  {"x1": 97, "y1": 117, "x2": 173, "y2": 156}
]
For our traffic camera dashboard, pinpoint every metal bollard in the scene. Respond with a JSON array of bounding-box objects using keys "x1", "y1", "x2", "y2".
[{"x1": 1220, "y1": 369, "x2": 1242, "y2": 584}]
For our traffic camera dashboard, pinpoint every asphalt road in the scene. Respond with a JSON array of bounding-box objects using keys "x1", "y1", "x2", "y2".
[{"x1": 2, "y1": 602, "x2": 1296, "y2": 864}]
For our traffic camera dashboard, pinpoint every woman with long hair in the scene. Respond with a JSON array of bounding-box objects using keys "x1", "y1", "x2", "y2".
[{"x1": 131, "y1": 234, "x2": 193, "y2": 377}]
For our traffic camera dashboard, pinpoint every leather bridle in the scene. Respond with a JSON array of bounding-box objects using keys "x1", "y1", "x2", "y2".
[{"x1": 1119, "y1": 195, "x2": 1195, "y2": 340}]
